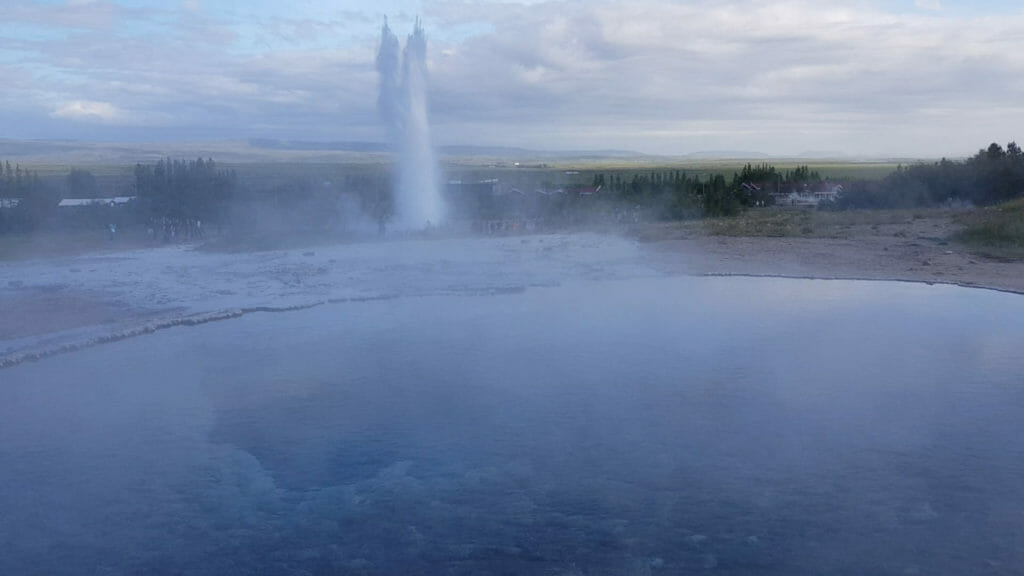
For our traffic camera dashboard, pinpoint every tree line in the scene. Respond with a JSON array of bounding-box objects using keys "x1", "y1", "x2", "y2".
[
  {"x1": 584, "y1": 163, "x2": 823, "y2": 218},
  {"x1": 133, "y1": 157, "x2": 236, "y2": 224},
  {"x1": 0, "y1": 157, "x2": 237, "y2": 235},
  {"x1": 581, "y1": 141, "x2": 1024, "y2": 216},
  {"x1": 833, "y1": 142, "x2": 1024, "y2": 209},
  {"x1": 2, "y1": 141, "x2": 1022, "y2": 238},
  {"x1": 0, "y1": 160, "x2": 57, "y2": 232}
]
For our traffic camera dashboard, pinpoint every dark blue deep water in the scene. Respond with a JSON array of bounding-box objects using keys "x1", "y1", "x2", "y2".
[{"x1": 2, "y1": 276, "x2": 1023, "y2": 575}]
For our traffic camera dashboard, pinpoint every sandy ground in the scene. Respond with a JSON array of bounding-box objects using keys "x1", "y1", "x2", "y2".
[
  {"x1": 640, "y1": 214, "x2": 1024, "y2": 294},
  {"x1": 2, "y1": 221, "x2": 1022, "y2": 368}
]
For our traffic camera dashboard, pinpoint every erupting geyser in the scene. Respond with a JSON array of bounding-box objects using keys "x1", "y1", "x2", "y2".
[{"x1": 376, "y1": 17, "x2": 445, "y2": 230}]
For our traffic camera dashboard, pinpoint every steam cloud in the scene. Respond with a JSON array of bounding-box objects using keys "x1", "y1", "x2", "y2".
[{"x1": 377, "y1": 17, "x2": 445, "y2": 230}]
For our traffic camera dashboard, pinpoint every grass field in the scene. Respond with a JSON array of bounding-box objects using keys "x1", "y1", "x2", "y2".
[
  {"x1": 702, "y1": 207, "x2": 912, "y2": 238},
  {"x1": 0, "y1": 229, "x2": 152, "y2": 260},
  {"x1": 628, "y1": 206, "x2": 954, "y2": 243},
  {"x1": 442, "y1": 159, "x2": 904, "y2": 183},
  {"x1": 6, "y1": 143, "x2": 907, "y2": 189},
  {"x1": 954, "y1": 198, "x2": 1024, "y2": 259}
]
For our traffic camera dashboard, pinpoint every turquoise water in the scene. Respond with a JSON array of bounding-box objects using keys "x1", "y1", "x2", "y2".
[{"x1": 1, "y1": 277, "x2": 1022, "y2": 575}]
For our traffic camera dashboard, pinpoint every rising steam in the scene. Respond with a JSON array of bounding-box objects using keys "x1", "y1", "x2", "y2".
[{"x1": 376, "y1": 17, "x2": 445, "y2": 230}]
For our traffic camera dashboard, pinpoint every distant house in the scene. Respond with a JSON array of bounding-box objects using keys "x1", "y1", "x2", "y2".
[
  {"x1": 573, "y1": 185, "x2": 602, "y2": 196},
  {"x1": 774, "y1": 183, "x2": 844, "y2": 206},
  {"x1": 58, "y1": 196, "x2": 135, "y2": 208},
  {"x1": 0, "y1": 198, "x2": 21, "y2": 209},
  {"x1": 813, "y1": 183, "x2": 843, "y2": 203},
  {"x1": 782, "y1": 192, "x2": 820, "y2": 206},
  {"x1": 446, "y1": 180, "x2": 497, "y2": 196},
  {"x1": 535, "y1": 187, "x2": 565, "y2": 196}
]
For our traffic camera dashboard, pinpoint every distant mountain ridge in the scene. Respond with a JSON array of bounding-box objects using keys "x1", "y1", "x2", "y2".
[
  {"x1": 0, "y1": 138, "x2": 924, "y2": 164},
  {"x1": 679, "y1": 150, "x2": 772, "y2": 160},
  {"x1": 248, "y1": 139, "x2": 646, "y2": 159},
  {"x1": 248, "y1": 139, "x2": 388, "y2": 153}
]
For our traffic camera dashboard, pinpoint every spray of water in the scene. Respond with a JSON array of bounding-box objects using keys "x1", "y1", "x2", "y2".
[{"x1": 376, "y1": 17, "x2": 445, "y2": 230}]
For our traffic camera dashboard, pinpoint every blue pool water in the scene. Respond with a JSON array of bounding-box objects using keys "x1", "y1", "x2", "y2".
[{"x1": 1, "y1": 276, "x2": 1022, "y2": 575}]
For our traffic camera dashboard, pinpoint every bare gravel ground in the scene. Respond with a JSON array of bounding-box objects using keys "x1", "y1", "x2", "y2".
[{"x1": 635, "y1": 210, "x2": 1024, "y2": 294}]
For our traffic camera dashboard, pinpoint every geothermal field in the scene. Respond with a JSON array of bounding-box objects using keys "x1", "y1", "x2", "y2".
[
  {"x1": 3, "y1": 11, "x2": 1024, "y2": 576},
  {"x1": 0, "y1": 234, "x2": 652, "y2": 367},
  {"x1": 2, "y1": 233, "x2": 1024, "y2": 576}
]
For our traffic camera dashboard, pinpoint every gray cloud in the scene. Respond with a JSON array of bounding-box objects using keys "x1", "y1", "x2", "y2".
[
  {"x1": 3, "y1": 0, "x2": 1024, "y2": 155},
  {"x1": 418, "y1": 1, "x2": 1024, "y2": 155}
]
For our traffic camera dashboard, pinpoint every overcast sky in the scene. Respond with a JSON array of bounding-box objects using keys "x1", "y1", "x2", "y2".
[{"x1": 2, "y1": 0, "x2": 1023, "y2": 157}]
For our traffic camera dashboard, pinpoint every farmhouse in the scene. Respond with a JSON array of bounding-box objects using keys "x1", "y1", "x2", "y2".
[
  {"x1": 773, "y1": 183, "x2": 844, "y2": 206},
  {"x1": 58, "y1": 196, "x2": 135, "y2": 208}
]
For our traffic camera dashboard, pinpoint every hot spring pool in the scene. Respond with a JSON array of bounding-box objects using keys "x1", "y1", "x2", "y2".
[{"x1": 1, "y1": 276, "x2": 1022, "y2": 575}]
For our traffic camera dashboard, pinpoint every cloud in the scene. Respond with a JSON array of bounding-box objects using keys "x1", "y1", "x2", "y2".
[
  {"x1": 4, "y1": 0, "x2": 1024, "y2": 155},
  {"x1": 915, "y1": 0, "x2": 943, "y2": 10},
  {"x1": 50, "y1": 100, "x2": 126, "y2": 122},
  {"x1": 9, "y1": 0, "x2": 128, "y2": 31},
  {"x1": 419, "y1": 0, "x2": 1024, "y2": 154}
]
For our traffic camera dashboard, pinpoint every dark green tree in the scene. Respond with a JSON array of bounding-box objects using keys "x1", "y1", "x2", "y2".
[
  {"x1": 67, "y1": 168, "x2": 99, "y2": 198},
  {"x1": 134, "y1": 157, "x2": 236, "y2": 223}
]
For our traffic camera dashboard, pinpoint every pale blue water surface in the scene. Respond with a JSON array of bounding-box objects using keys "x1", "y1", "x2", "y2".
[{"x1": 1, "y1": 276, "x2": 1023, "y2": 575}]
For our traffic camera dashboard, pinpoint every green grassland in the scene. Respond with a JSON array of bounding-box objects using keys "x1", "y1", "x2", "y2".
[
  {"x1": 3, "y1": 136, "x2": 907, "y2": 187},
  {"x1": 442, "y1": 157, "x2": 902, "y2": 182},
  {"x1": 954, "y1": 198, "x2": 1024, "y2": 259},
  {"x1": 628, "y1": 206, "x2": 952, "y2": 242},
  {"x1": 0, "y1": 228, "x2": 153, "y2": 260}
]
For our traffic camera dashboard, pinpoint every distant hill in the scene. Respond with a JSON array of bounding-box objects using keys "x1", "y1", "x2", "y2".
[
  {"x1": 249, "y1": 139, "x2": 646, "y2": 159},
  {"x1": 0, "y1": 139, "x2": 395, "y2": 165},
  {"x1": 248, "y1": 139, "x2": 388, "y2": 153},
  {"x1": 439, "y1": 145, "x2": 645, "y2": 159},
  {"x1": 680, "y1": 150, "x2": 772, "y2": 160},
  {"x1": 0, "y1": 138, "x2": 926, "y2": 166},
  {"x1": 0, "y1": 138, "x2": 650, "y2": 164}
]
